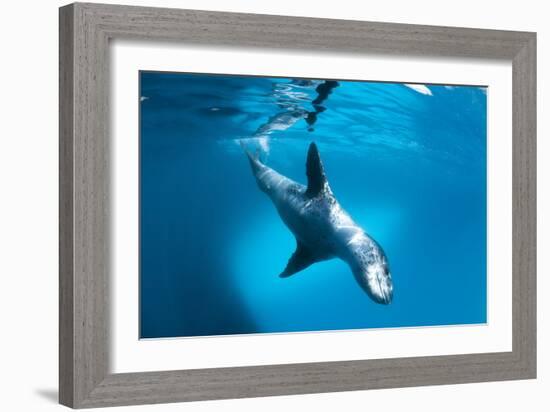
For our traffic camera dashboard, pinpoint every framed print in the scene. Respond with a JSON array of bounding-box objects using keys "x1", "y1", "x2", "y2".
[{"x1": 59, "y1": 2, "x2": 536, "y2": 408}]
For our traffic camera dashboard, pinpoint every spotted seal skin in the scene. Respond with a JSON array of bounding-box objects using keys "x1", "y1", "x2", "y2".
[{"x1": 243, "y1": 142, "x2": 393, "y2": 304}]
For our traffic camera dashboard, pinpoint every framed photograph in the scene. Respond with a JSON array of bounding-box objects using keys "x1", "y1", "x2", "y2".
[{"x1": 59, "y1": 2, "x2": 536, "y2": 408}]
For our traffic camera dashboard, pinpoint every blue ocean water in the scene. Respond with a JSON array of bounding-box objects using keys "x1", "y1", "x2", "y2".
[{"x1": 139, "y1": 72, "x2": 487, "y2": 339}]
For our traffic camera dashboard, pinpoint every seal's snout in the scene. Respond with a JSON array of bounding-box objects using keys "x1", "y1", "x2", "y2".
[
  {"x1": 371, "y1": 271, "x2": 393, "y2": 305},
  {"x1": 368, "y1": 263, "x2": 393, "y2": 304},
  {"x1": 354, "y1": 260, "x2": 393, "y2": 305}
]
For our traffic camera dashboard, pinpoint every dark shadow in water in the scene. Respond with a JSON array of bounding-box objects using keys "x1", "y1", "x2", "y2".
[
  {"x1": 35, "y1": 389, "x2": 58, "y2": 403},
  {"x1": 140, "y1": 140, "x2": 259, "y2": 338}
]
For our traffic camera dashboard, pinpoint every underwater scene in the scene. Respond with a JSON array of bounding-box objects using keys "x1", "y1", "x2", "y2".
[{"x1": 139, "y1": 71, "x2": 487, "y2": 339}]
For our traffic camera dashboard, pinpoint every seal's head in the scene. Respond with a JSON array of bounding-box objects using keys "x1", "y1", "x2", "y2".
[
  {"x1": 348, "y1": 234, "x2": 393, "y2": 304},
  {"x1": 361, "y1": 259, "x2": 393, "y2": 304}
]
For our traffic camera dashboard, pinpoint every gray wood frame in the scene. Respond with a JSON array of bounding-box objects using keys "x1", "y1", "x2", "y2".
[{"x1": 59, "y1": 2, "x2": 536, "y2": 408}]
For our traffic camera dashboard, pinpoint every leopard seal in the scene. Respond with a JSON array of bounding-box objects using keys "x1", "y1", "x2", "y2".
[{"x1": 243, "y1": 142, "x2": 393, "y2": 304}]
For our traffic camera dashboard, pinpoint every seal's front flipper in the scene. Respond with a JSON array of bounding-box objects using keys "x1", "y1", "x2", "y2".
[
  {"x1": 305, "y1": 142, "x2": 329, "y2": 197},
  {"x1": 279, "y1": 240, "x2": 318, "y2": 278}
]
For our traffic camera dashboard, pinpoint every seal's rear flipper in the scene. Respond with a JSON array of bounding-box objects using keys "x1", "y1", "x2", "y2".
[
  {"x1": 279, "y1": 240, "x2": 319, "y2": 278},
  {"x1": 240, "y1": 140, "x2": 263, "y2": 174}
]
